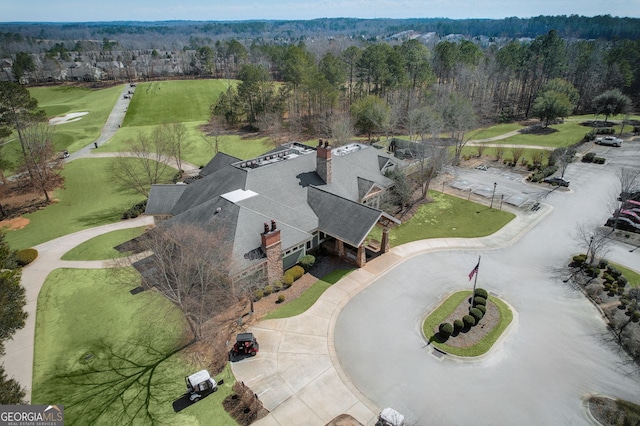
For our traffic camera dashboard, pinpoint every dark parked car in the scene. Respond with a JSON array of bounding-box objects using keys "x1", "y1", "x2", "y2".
[{"x1": 543, "y1": 177, "x2": 570, "y2": 187}]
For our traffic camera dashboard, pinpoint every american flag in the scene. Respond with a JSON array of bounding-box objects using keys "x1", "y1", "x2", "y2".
[{"x1": 468, "y1": 261, "x2": 480, "y2": 281}]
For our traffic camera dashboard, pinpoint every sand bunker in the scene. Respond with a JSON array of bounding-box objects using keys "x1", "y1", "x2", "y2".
[
  {"x1": 0, "y1": 217, "x2": 30, "y2": 231},
  {"x1": 49, "y1": 112, "x2": 88, "y2": 125}
]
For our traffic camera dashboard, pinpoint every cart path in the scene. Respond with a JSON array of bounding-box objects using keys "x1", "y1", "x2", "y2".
[{"x1": 1, "y1": 215, "x2": 154, "y2": 401}]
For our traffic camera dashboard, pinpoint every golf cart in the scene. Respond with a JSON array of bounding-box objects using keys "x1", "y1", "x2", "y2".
[
  {"x1": 376, "y1": 407, "x2": 405, "y2": 426},
  {"x1": 185, "y1": 370, "x2": 217, "y2": 402},
  {"x1": 231, "y1": 332, "x2": 259, "y2": 357}
]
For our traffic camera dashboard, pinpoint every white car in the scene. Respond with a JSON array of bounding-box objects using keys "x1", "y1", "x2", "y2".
[{"x1": 595, "y1": 136, "x2": 623, "y2": 147}]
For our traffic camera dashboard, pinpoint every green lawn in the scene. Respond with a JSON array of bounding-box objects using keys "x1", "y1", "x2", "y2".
[
  {"x1": 61, "y1": 226, "x2": 147, "y2": 261},
  {"x1": 370, "y1": 191, "x2": 515, "y2": 246},
  {"x1": 32, "y1": 268, "x2": 237, "y2": 425},
  {"x1": 467, "y1": 123, "x2": 525, "y2": 140},
  {"x1": 3, "y1": 158, "x2": 173, "y2": 250},
  {"x1": 123, "y1": 80, "x2": 232, "y2": 127},
  {"x1": 262, "y1": 269, "x2": 353, "y2": 320},
  {"x1": 610, "y1": 262, "x2": 640, "y2": 288},
  {"x1": 98, "y1": 121, "x2": 273, "y2": 165},
  {"x1": 422, "y1": 290, "x2": 513, "y2": 357},
  {"x1": 29, "y1": 85, "x2": 123, "y2": 153}
]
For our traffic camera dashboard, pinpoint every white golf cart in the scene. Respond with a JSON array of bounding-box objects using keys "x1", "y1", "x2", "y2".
[
  {"x1": 185, "y1": 370, "x2": 217, "y2": 402},
  {"x1": 376, "y1": 407, "x2": 405, "y2": 426}
]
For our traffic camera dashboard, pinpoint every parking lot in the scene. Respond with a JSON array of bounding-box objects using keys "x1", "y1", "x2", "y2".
[{"x1": 335, "y1": 139, "x2": 640, "y2": 425}]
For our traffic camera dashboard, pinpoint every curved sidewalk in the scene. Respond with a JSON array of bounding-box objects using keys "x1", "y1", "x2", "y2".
[
  {"x1": 1, "y1": 215, "x2": 154, "y2": 401},
  {"x1": 231, "y1": 204, "x2": 552, "y2": 426}
]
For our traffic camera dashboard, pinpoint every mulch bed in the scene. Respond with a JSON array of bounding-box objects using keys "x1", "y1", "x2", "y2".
[
  {"x1": 433, "y1": 296, "x2": 500, "y2": 348},
  {"x1": 588, "y1": 396, "x2": 636, "y2": 426}
]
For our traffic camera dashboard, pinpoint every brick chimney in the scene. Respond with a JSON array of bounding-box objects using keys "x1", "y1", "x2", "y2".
[
  {"x1": 261, "y1": 220, "x2": 283, "y2": 284},
  {"x1": 316, "y1": 139, "x2": 332, "y2": 184}
]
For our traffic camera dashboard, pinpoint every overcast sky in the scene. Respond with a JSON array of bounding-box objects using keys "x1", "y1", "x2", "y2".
[{"x1": 1, "y1": 0, "x2": 638, "y2": 22}]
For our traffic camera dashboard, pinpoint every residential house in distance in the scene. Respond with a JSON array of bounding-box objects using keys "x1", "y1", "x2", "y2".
[{"x1": 144, "y1": 140, "x2": 402, "y2": 285}]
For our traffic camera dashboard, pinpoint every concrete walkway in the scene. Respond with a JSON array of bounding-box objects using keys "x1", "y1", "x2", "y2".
[
  {"x1": 231, "y1": 204, "x2": 553, "y2": 426},
  {"x1": 1, "y1": 216, "x2": 154, "y2": 400}
]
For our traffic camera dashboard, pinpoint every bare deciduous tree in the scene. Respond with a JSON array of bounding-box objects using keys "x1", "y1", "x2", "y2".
[
  {"x1": 135, "y1": 224, "x2": 238, "y2": 340},
  {"x1": 110, "y1": 133, "x2": 173, "y2": 197},
  {"x1": 415, "y1": 139, "x2": 450, "y2": 200},
  {"x1": 510, "y1": 146, "x2": 525, "y2": 166},
  {"x1": 574, "y1": 222, "x2": 613, "y2": 265},
  {"x1": 323, "y1": 112, "x2": 354, "y2": 146},
  {"x1": 494, "y1": 145, "x2": 506, "y2": 162},
  {"x1": 157, "y1": 122, "x2": 190, "y2": 178},
  {"x1": 19, "y1": 120, "x2": 64, "y2": 203}
]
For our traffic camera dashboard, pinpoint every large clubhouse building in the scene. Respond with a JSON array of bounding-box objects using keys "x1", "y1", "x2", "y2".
[{"x1": 144, "y1": 140, "x2": 402, "y2": 285}]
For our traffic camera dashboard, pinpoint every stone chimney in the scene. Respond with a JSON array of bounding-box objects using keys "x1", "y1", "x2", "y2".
[
  {"x1": 316, "y1": 139, "x2": 332, "y2": 184},
  {"x1": 261, "y1": 220, "x2": 283, "y2": 284}
]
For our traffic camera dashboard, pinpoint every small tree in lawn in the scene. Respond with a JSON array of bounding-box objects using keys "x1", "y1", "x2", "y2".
[{"x1": 592, "y1": 89, "x2": 632, "y2": 123}]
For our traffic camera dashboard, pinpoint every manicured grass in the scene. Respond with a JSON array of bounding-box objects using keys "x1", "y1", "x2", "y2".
[
  {"x1": 467, "y1": 123, "x2": 525, "y2": 140},
  {"x1": 610, "y1": 262, "x2": 640, "y2": 288},
  {"x1": 123, "y1": 80, "x2": 232, "y2": 127},
  {"x1": 32, "y1": 268, "x2": 237, "y2": 425},
  {"x1": 3, "y1": 158, "x2": 174, "y2": 250},
  {"x1": 369, "y1": 191, "x2": 515, "y2": 246},
  {"x1": 262, "y1": 269, "x2": 354, "y2": 320},
  {"x1": 29, "y1": 85, "x2": 123, "y2": 153},
  {"x1": 60, "y1": 226, "x2": 147, "y2": 261},
  {"x1": 422, "y1": 290, "x2": 513, "y2": 357},
  {"x1": 99, "y1": 121, "x2": 273, "y2": 165}
]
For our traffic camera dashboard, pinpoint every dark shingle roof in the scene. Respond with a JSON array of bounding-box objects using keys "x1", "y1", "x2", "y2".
[
  {"x1": 200, "y1": 152, "x2": 241, "y2": 177},
  {"x1": 145, "y1": 184, "x2": 188, "y2": 215},
  {"x1": 145, "y1": 143, "x2": 401, "y2": 272},
  {"x1": 307, "y1": 185, "x2": 383, "y2": 248}
]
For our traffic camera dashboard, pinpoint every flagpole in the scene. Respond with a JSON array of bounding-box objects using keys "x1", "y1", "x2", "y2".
[{"x1": 470, "y1": 255, "x2": 481, "y2": 311}]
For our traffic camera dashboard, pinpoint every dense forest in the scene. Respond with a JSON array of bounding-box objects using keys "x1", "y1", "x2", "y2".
[{"x1": 1, "y1": 15, "x2": 639, "y2": 138}]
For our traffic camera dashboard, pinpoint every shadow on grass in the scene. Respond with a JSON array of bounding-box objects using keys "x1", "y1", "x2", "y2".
[{"x1": 75, "y1": 207, "x2": 125, "y2": 227}]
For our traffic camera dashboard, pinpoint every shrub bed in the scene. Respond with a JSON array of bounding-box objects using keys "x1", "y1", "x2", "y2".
[{"x1": 16, "y1": 248, "x2": 38, "y2": 265}]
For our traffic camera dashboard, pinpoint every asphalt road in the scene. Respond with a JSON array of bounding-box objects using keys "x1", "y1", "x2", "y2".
[{"x1": 334, "y1": 140, "x2": 640, "y2": 425}]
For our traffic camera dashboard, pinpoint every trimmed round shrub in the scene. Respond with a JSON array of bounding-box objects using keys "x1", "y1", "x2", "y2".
[
  {"x1": 272, "y1": 281, "x2": 283, "y2": 292},
  {"x1": 299, "y1": 255, "x2": 316, "y2": 270},
  {"x1": 276, "y1": 294, "x2": 286, "y2": 304},
  {"x1": 285, "y1": 265, "x2": 305, "y2": 281},
  {"x1": 253, "y1": 289, "x2": 264, "y2": 300},
  {"x1": 473, "y1": 296, "x2": 487, "y2": 306},
  {"x1": 476, "y1": 304, "x2": 487, "y2": 314},
  {"x1": 453, "y1": 319, "x2": 464, "y2": 331},
  {"x1": 474, "y1": 288, "x2": 488, "y2": 299},
  {"x1": 470, "y1": 307, "x2": 484, "y2": 322},
  {"x1": 16, "y1": 248, "x2": 38, "y2": 266},
  {"x1": 617, "y1": 276, "x2": 628, "y2": 286},
  {"x1": 439, "y1": 322, "x2": 454, "y2": 338},
  {"x1": 263, "y1": 285, "x2": 273, "y2": 296},
  {"x1": 606, "y1": 266, "x2": 621, "y2": 278},
  {"x1": 598, "y1": 259, "x2": 609, "y2": 269},
  {"x1": 571, "y1": 254, "x2": 586, "y2": 266},
  {"x1": 282, "y1": 274, "x2": 294, "y2": 287},
  {"x1": 586, "y1": 267, "x2": 600, "y2": 278},
  {"x1": 463, "y1": 315, "x2": 476, "y2": 328},
  {"x1": 633, "y1": 311, "x2": 640, "y2": 322}
]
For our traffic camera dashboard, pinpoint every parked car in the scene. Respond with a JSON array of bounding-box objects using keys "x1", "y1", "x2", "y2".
[
  {"x1": 606, "y1": 216, "x2": 640, "y2": 232},
  {"x1": 543, "y1": 177, "x2": 570, "y2": 187},
  {"x1": 595, "y1": 136, "x2": 623, "y2": 147}
]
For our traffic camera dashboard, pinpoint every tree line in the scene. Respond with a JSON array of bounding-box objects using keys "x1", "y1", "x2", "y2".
[{"x1": 208, "y1": 29, "x2": 638, "y2": 141}]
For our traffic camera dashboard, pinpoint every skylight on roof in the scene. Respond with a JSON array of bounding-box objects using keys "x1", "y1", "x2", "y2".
[{"x1": 221, "y1": 189, "x2": 258, "y2": 203}]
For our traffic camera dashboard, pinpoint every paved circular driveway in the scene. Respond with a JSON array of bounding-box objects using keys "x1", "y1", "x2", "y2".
[{"x1": 335, "y1": 159, "x2": 640, "y2": 425}]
